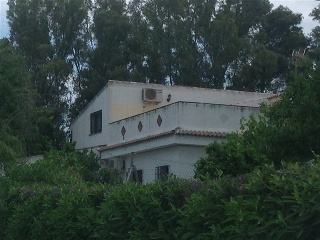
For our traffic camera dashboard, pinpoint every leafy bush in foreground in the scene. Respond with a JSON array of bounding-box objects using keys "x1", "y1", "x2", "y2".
[
  {"x1": 179, "y1": 158, "x2": 320, "y2": 239},
  {"x1": 2, "y1": 145, "x2": 320, "y2": 239},
  {"x1": 0, "y1": 143, "x2": 121, "y2": 237},
  {"x1": 93, "y1": 178, "x2": 203, "y2": 240}
]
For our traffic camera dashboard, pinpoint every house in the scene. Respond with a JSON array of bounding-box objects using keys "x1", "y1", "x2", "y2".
[{"x1": 70, "y1": 80, "x2": 277, "y2": 184}]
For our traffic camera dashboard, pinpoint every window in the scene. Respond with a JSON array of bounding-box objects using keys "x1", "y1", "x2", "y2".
[
  {"x1": 90, "y1": 110, "x2": 102, "y2": 134},
  {"x1": 133, "y1": 169, "x2": 143, "y2": 184},
  {"x1": 155, "y1": 165, "x2": 169, "y2": 180}
]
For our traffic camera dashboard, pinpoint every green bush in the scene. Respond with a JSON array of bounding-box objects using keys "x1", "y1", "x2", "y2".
[
  {"x1": 4, "y1": 142, "x2": 123, "y2": 186},
  {"x1": 194, "y1": 129, "x2": 268, "y2": 179},
  {"x1": 3, "y1": 144, "x2": 320, "y2": 239},
  {"x1": 93, "y1": 178, "x2": 203, "y2": 239},
  {"x1": 179, "y1": 159, "x2": 320, "y2": 239},
  {"x1": 195, "y1": 65, "x2": 320, "y2": 179},
  {"x1": 0, "y1": 143, "x2": 121, "y2": 239},
  {"x1": 3, "y1": 159, "x2": 320, "y2": 239},
  {"x1": 97, "y1": 167, "x2": 123, "y2": 185},
  {"x1": 1, "y1": 175, "x2": 202, "y2": 239},
  {"x1": 3, "y1": 183, "x2": 109, "y2": 240}
]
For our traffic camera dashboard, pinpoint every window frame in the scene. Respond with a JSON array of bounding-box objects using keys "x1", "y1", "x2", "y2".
[
  {"x1": 90, "y1": 110, "x2": 102, "y2": 134},
  {"x1": 155, "y1": 165, "x2": 169, "y2": 180}
]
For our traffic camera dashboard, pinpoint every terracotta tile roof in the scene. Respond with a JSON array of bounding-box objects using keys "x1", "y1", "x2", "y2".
[
  {"x1": 98, "y1": 127, "x2": 227, "y2": 151},
  {"x1": 174, "y1": 127, "x2": 227, "y2": 137},
  {"x1": 267, "y1": 93, "x2": 281, "y2": 100}
]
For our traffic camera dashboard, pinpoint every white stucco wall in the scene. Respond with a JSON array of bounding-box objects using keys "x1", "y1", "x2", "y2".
[
  {"x1": 101, "y1": 134, "x2": 221, "y2": 160},
  {"x1": 70, "y1": 86, "x2": 109, "y2": 150},
  {"x1": 105, "y1": 102, "x2": 258, "y2": 146},
  {"x1": 114, "y1": 144, "x2": 210, "y2": 184},
  {"x1": 72, "y1": 100, "x2": 258, "y2": 151},
  {"x1": 70, "y1": 80, "x2": 273, "y2": 151},
  {"x1": 107, "y1": 80, "x2": 276, "y2": 122}
]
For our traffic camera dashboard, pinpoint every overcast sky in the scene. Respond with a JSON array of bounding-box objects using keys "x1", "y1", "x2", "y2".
[
  {"x1": 0, "y1": 0, "x2": 319, "y2": 38},
  {"x1": 270, "y1": 0, "x2": 319, "y2": 33},
  {"x1": 0, "y1": 0, "x2": 8, "y2": 38}
]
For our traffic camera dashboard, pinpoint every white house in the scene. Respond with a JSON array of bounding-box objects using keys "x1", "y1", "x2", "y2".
[{"x1": 70, "y1": 80, "x2": 277, "y2": 184}]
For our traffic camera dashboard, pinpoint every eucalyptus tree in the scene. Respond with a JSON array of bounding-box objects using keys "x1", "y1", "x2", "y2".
[
  {"x1": 141, "y1": 0, "x2": 182, "y2": 84},
  {"x1": 45, "y1": 0, "x2": 93, "y2": 94},
  {"x1": 262, "y1": 6, "x2": 307, "y2": 88},
  {"x1": 126, "y1": 0, "x2": 150, "y2": 82},
  {"x1": 0, "y1": 39, "x2": 34, "y2": 162},
  {"x1": 72, "y1": 0, "x2": 131, "y2": 114},
  {"x1": 7, "y1": 0, "x2": 92, "y2": 152},
  {"x1": 308, "y1": 3, "x2": 320, "y2": 66},
  {"x1": 228, "y1": 3, "x2": 307, "y2": 92}
]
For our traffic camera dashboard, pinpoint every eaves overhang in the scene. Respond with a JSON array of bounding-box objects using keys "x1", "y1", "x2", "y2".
[{"x1": 98, "y1": 126, "x2": 227, "y2": 152}]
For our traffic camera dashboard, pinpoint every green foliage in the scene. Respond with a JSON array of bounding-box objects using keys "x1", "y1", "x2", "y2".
[
  {"x1": 0, "y1": 161, "x2": 203, "y2": 239},
  {"x1": 70, "y1": 0, "x2": 309, "y2": 114},
  {"x1": 1, "y1": 181, "x2": 106, "y2": 240},
  {"x1": 0, "y1": 143, "x2": 122, "y2": 238},
  {"x1": 6, "y1": 0, "x2": 314, "y2": 129},
  {"x1": 97, "y1": 167, "x2": 123, "y2": 185},
  {"x1": 196, "y1": 63, "x2": 320, "y2": 178},
  {"x1": 91, "y1": 178, "x2": 203, "y2": 239},
  {"x1": 3, "y1": 155, "x2": 320, "y2": 239},
  {"x1": 194, "y1": 130, "x2": 268, "y2": 180},
  {"x1": 7, "y1": 0, "x2": 92, "y2": 153},
  {"x1": 262, "y1": 67, "x2": 320, "y2": 163},
  {"x1": 0, "y1": 125, "x2": 24, "y2": 164},
  {"x1": 0, "y1": 38, "x2": 35, "y2": 164},
  {"x1": 179, "y1": 159, "x2": 320, "y2": 239},
  {"x1": 4, "y1": 142, "x2": 124, "y2": 186},
  {"x1": 3, "y1": 1, "x2": 320, "y2": 238}
]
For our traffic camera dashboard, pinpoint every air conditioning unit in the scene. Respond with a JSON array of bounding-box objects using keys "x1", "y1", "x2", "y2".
[{"x1": 142, "y1": 88, "x2": 163, "y2": 103}]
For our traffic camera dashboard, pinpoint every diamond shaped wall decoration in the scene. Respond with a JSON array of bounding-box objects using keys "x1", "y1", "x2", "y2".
[
  {"x1": 121, "y1": 126, "x2": 126, "y2": 139},
  {"x1": 138, "y1": 121, "x2": 143, "y2": 132},
  {"x1": 157, "y1": 115, "x2": 162, "y2": 126}
]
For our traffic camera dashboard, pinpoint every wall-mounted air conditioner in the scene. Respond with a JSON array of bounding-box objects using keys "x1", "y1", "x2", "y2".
[{"x1": 142, "y1": 88, "x2": 163, "y2": 103}]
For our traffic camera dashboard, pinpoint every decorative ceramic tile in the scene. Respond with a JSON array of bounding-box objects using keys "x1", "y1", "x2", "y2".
[
  {"x1": 157, "y1": 115, "x2": 162, "y2": 126},
  {"x1": 138, "y1": 121, "x2": 143, "y2": 132},
  {"x1": 121, "y1": 126, "x2": 126, "y2": 139}
]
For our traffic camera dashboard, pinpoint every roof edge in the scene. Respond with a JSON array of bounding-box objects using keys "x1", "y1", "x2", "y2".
[{"x1": 98, "y1": 127, "x2": 228, "y2": 152}]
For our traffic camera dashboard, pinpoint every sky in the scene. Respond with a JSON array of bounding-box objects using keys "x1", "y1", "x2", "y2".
[
  {"x1": 271, "y1": 0, "x2": 319, "y2": 33},
  {"x1": 0, "y1": 0, "x2": 8, "y2": 38},
  {"x1": 0, "y1": 0, "x2": 319, "y2": 38}
]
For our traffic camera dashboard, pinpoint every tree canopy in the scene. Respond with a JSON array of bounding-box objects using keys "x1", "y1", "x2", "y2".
[
  {"x1": 3, "y1": 0, "x2": 320, "y2": 157},
  {"x1": 0, "y1": 39, "x2": 34, "y2": 164}
]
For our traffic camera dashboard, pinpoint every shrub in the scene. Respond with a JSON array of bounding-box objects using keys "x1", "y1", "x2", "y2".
[
  {"x1": 179, "y1": 158, "x2": 320, "y2": 239},
  {"x1": 93, "y1": 178, "x2": 203, "y2": 239},
  {"x1": 194, "y1": 129, "x2": 268, "y2": 179},
  {"x1": 3, "y1": 159, "x2": 320, "y2": 239},
  {"x1": 0, "y1": 143, "x2": 121, "y2": 239}
]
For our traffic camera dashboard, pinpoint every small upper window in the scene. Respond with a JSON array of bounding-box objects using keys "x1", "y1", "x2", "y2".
[
  {"x1": 155, "y1": 165, "x2": 169, "y2": 180},
  {"x1": 90, "y1": 110, "x2": 102, "y2": 134}
]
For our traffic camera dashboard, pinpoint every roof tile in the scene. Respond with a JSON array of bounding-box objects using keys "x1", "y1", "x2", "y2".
[{"x1": 98, "y1": 127, "x2": 227, "y2": 151}]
